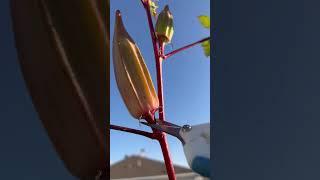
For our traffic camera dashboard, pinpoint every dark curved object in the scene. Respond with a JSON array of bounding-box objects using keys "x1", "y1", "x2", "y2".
[{"x1": 10, "y1": 0, "x2": 109, "y2": 178}]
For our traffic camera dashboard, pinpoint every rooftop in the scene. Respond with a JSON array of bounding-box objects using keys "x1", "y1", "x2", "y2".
[{"x1": 110, "y1": 155, "x2": 192, "y2": 179}]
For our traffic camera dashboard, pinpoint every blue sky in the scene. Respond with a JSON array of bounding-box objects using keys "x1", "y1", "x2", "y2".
[{"x1": 110, "y1": 0, "x2": 210, "y2": 167}]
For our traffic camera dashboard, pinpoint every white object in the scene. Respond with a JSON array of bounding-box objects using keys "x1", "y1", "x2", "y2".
[{"x1": 180, "y1": 123, "x2": 211, "y2": 177}]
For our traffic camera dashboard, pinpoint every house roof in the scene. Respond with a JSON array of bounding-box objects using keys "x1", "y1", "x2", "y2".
[{"x1": 110, "y1": 155, "x2": 192, "y2": 179}]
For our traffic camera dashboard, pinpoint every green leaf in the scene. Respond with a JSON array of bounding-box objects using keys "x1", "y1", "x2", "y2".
[
  {"x1": 198, "y1": 15, "x2": 210, "y2": 29},
  {"x1": 201, "y1": 40, "x2": 210, "y2": 57},
  {"x1": 149, "y1": 0, "x2": 158, "y2": 17}
]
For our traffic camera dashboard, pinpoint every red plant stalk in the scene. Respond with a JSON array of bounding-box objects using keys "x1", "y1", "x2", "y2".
[
  {"x1": 110, "y1": 124, "x2": 156, "y2": 139},
  {"x1": 163, "y1": 37, "x2": 210, "y2": 59},
  {"x1": 141, "y1": 1, "x2": 176, "y2": 179}
]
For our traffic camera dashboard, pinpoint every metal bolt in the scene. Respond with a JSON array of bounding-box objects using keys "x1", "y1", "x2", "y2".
[{"x1": 182, "y1": 124, "x2": 192, "y2": 132}]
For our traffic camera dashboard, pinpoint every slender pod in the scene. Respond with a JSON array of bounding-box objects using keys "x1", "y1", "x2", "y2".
[
  {"x1": 113, "y1": 10, "x2": 159, "y2": 120},
  {"x1": 155, "y1": 5, "x2": 174, "y2": 44}
]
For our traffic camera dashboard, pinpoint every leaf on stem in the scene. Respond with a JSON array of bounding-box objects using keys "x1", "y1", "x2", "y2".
[
  {"x1": 198, "y1": 15, "x2": 210, "y2": 57},
  {"x1": 198, "y1": 15, "x2": 210, "y2": 29},
  {"x1": 201, "y1": 40, "x2": 210, "y2": 57},
  {"x1": 149, "y1": 0, "x2": 158, "y2": 17}
]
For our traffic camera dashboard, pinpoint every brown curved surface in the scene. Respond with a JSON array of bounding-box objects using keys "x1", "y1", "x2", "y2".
[{"x1": 10, "y1": 0, "x2": 109, "y2": 178}]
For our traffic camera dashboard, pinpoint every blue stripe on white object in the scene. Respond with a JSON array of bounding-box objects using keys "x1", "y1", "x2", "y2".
[
  {"x1": 181, "y1": 123, "x2": 211, "y2": 177},
  {"x1": 191, "y1": 156, "x2": 211, "y2": 177}
]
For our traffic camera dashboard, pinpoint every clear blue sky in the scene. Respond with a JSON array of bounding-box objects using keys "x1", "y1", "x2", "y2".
[{"x1": 110, "y1": 0, "x2": 210, "y2": 167}]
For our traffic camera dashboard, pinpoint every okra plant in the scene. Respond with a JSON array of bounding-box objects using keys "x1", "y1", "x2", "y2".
[{"x1": 110, "y1": 0, "x2": 210, "y2": 179}]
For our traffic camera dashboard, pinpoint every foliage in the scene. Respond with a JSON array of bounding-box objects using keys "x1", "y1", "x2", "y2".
[{"x1": 198, "y1": 15, "x2": 210, "y2": 57}]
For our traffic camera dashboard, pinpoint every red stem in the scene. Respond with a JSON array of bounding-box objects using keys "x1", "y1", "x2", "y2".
[
  {"x1": 142, "y1": 1, "x2": 176, "y2": 179},
  {"x1": 142, "y1": 0, "x2": 165, "y2": 122},
  {"x1": 110, "y1": 124, "x2": 156, "y2": 139},
  {"x1": 157, "y1": 46, "x2": 165, "y2": 121},
  {"x1": 163, "y1": 37, "x2": 210, "y2": 59},
  {"x1": 158, "y1": 133, "x2": 176, "y2": 179},
  {"x1": 142, "y1": 1, "x2": 160, "y2": 62}
]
